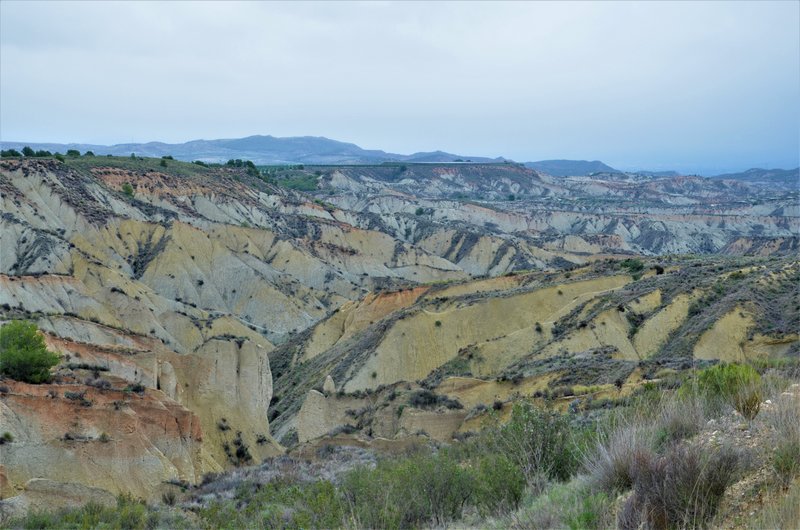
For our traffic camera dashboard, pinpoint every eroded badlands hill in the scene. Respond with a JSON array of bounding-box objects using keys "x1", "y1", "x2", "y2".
[
  {"x1": 268, "y1": 256, "x2": 799, "y2": 446},
  {"x1": 0, "y1": 155, "x2": 797, "y2": 512}
]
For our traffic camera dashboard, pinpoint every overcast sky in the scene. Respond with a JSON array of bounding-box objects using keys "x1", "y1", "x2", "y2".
[{"x1": 1, "y1": 1, "x2": 798, "y2": 174}]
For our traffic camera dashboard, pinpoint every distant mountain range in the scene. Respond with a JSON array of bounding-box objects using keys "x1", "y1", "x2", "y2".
[
  {"x1": 523, "y1": 159, "x2": 620, "y2": 176},
  {"x1": 0, "y1": 135, "x2": 503, "y2": 165},
  {"x1": 708, "y1": 167, "x2": 799, "y2": 188},
  {"x1": 1, "y1": 136, "x2": 796, "y2": 186},
  {"x1": 524, "y1": 161, "x2": 797, "y2": 187}
]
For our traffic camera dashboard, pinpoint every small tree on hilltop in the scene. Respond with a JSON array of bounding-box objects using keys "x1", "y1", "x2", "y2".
[
  {"x1": 21, "y1": 146, "x2": 35, "y2": 157},
  {"x1": 0, "y1": 321, "x2": 60, "y2": 384}
]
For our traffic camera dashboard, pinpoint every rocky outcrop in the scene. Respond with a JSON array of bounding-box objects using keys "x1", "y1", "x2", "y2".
[
  {"x1": 161, "y1": 338, "x2": 281, "y2": 464},
  {"x1": 0, "y1": 379, "x2": 217, "y2": 502}
]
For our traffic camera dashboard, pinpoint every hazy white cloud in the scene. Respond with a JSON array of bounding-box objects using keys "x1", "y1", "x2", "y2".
[{"x1": 1, "y1": 0, "x2": 797, "y2": 173}]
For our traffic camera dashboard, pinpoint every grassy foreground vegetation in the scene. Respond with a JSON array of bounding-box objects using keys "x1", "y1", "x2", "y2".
[{"x1": 5, "y1": 361, "x2": 799, "y2": 529}]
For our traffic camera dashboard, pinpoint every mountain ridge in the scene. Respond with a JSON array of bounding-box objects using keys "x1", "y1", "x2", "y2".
[
  {"x1": 2, "y1": 137, "x2": 797, "y2": 184},
  {"x1": 0, "y1": 135, "x2": 504, "y2": 166}
]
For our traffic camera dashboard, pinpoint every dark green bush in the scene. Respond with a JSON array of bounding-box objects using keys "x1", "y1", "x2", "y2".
[
  {"x1": 121, "y1": 182, "x2": 135, "y2": 198},
  {"x1": 0, "y1": 321, "x2": 60, "y2": 384},
  {"x1": 619, "y1": 258, "x2": 645, "y2": 273}
]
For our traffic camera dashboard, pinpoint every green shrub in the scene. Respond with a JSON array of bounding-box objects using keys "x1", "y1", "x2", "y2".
[
  {"x1": 567, "y1": 490, "x2": 615, "y2": 530},
  {"x1": 0, "y1": 321, "x2": 60, "y2": 384},
  {"x1": 509, "y1": 479, "x2": 614, "y2": 530},
  {"x1": 618, "y1": 258, "x2": 645, "y2": 273},
  {"x1": 341, "y1": 452, "x2": 475, "y2": 528},
  {"x1": 773, "y1": 440, "x2": 800, "y2": 487},
  {"x1": 473, "y1": 454, "x2": 525, "y2": 516},
  {"x1": 693, "y1": 363, "x2": 763, "y2": 419},
  {"x1": 121, "y1": 182, "x2": 135, "y2": 198},
  {"x1": 201, "y1": 479, "x2": 344, "y2": 529},
  {"x1": 491, "y1": 400, "x2": 580, "y2": 484}
]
